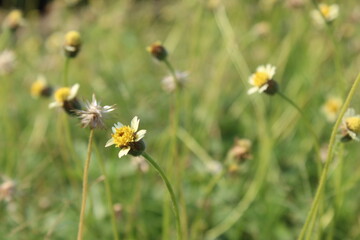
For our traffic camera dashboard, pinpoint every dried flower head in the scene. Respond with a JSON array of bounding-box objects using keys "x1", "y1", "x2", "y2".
[
  {"x1": 64, "y1": 31, "x2": 81, "y2": 58},
  {"x1": 105, "y1": 116, "x2": 147, "y2": 158},
  {"x1": 49, "y1": 83, "x2": 82, "y2": 116},
  {"x1": 147, "y1": 41, "x2": 168, "y2": 61},
  {"x1": 228, "y1": 138, "x2": 253, "y2": 162},
  {"x1": 3, "y1": 9, "x2": 25, "y2": 31},
  {"x1": 311, "y1": 4, "x2": 339, "y2": 26},
  {"x1": 322, "y1": 97, "x2": 342, "y2": 122},
  {"x1": 76, "y1": 94, "x2": 115, "y2": 129},
  {"x1": 248, "y1": 64, "x2": 278, "y2": 95},
  {"x1": 31, "y1": 75, "x2": 53, "y2": 98},
  {"x1": 0, "y1": 179, "x2": 16, "y2": 202},
  {"x1": 162, "y1": 71, "x2": 189, "y2": 93},
  {"x1": 340, "y1": 108, "x2": 360, "y2": 142},
  {"x1": 0, "y1": 50, "x2": 16, "y2": 75}
]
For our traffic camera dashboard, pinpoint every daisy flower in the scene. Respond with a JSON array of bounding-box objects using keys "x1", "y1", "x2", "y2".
[
  {"x1": 311, "y1": 4, "x2": 339, "y2": 26},
  {"x1": 321, "y1": 96, "x2": 342, "y2": 122},
  {"x1": 64, "y1": 31, "x2": 81, "y2": 58},
  {"x1": 105, "y1": 116, "x2": 147, "y2": 158},
  {"x1": 49, "y1": 83, "x2": 81, "y2": 115},
  {"x1": 3, "y1": 9, "x2": 25, "y2": 31},
  {"x1": 30, "y1": 75, "x2": 53, "y2": 98},
  {"x1": 76, "y1": 94, "x2": 115, "y2": 129},
  {"x1": 248, "y1": 64, "x2": 277, "y2": 95},
  {"x1": 340, "y1": 108, "x2": 360, "y2": 142}
]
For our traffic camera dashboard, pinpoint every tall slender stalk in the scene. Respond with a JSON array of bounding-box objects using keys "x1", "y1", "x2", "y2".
[
  {"x1": 142, "y1": 152, "x2": 182, "y2": 240},
  {"x1": 277, "y1": 91, "x2": 322, "y2": 173},
  {"x1": 94, "y1": 144, "x2": 120, "y2": 240},
  {"x1": 297, "y1": 72, "x2": 360, "y2": 240},
  {"x1": 63, "y1": 57, "x2": 70, "y2": 86},
  {"x1": 77, "y1": 129, "x2": 94, "y2": 240}
]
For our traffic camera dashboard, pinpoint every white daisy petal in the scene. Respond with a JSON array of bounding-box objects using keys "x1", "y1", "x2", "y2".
[
  {"x1": 135, "y1": 129, "x2": 147, "y2": 141},
  {"x1": 49, "y1": 101, "x2": 62, "y2": 108},
  {"x1": 68, "y1": 83, "x2": 80, "y2": 100},
  {"x1": 131, "y1": 116, "x2": 140, "y2": 132},
  {"x1": 105, "y1": 138, "x2": 115, "y2": 147},
  {"x1": 259, "y1": 84, "x2": 269, "y2": 93},
  {"x1": 118, "y1": 147, "x2": 131, "y2": 158},
  {"x1": 247, "y1": 87, "x2": 258, "y2": 95}
]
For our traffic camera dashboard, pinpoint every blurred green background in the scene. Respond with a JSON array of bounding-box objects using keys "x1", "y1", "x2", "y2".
[{"x1": 1, "y1": 0, "x2": 360, "y2": 239}]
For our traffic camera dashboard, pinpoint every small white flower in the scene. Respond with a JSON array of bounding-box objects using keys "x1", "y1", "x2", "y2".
[
  {"x1": 321, "y1": 97, "x2": 342, "y2": 122},
  {"x1": 0, "y1": 50, "x2": 16, "y2": 76},
  {"x1": 311, "y1": 4, "x2": 339, "y2": 26},
  {"x1": 76, "y1": 94, "x2": 115, "y2": 129},
  {"x1": 341, "y1": 108, "x2": 360, "y2": 141},
  {"x1": 49, "y1": 83, "x2": 80, "y2": 108},
  {"x1": 105, "y1": 116, "x2": 147, "y2": 158},
  {"x1": 161, "y1": 71, "x2": 189, "y2": 93},
  {"x1": 247, "y1": 64, "x2": 276, "y2": 95}
]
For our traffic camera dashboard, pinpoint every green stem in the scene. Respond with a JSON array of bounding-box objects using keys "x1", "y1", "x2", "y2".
[
  {"x1": 277, "y1": 91, "x2": 322, "y2": 173},
  {"x1": 297, "y1": 72, "x2": 360, "y2": 240},
  {"x1": 94, "y1": 144, "x2": 120, "y2": 240},
  {"x1": 142, "y1": 152, "x2": 182, "y2": 240},
  {"x1": 77, "y1": 129, "x2": 94, "y2": 240},
  {"x1": 64, "y1": 57, "x2": 70, "y2": 86}
]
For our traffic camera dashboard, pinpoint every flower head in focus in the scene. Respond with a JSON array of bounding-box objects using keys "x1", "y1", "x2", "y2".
[
  {"x1": 162, "y1": 71, "x2": 189, "y2": 93},
  {"x1": 76, "y1": 94, "x2": 115, "y2": 129},
  {"x1": 105, "y1": 116, "x2": 147, "y2": 158},
  {"x1": 311, "y1": 4, "x2": 339, "y2": 26},
  {"x1": 340, "y1": 108, "x2": 360, "y2": 142},
  {"x1": 49, "y1": 83, "x2": 82, "y2": 116},
  {"x1": 248, "y1": 64, "x2": 278, "y2": 95},
  {"x1": 31, "y1": 75, "x2": 53, "y2": 98},
  {"x1": 322, "y1": 96, "x2": 342, "y2": 122}
]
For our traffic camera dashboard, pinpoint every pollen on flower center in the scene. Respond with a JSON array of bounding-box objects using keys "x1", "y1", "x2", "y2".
[
  {"x1": 320, "y1": 5, "x2": 330, "y2": 18},
  {"x1": 112, "y1": 126, "x2": 136, "y2": 148},
  {"x1": 345, "y1": 117, "x2": 360, "y2": 133},
  {"x1": 253, "y1": 72, "x2": 269, "y2": 87},
  {"x1": 55, "y1": 87, "x2": 71, "y2": 103}
]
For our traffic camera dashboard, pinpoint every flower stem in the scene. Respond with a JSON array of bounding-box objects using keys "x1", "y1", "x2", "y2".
[
  {"x1": 142, "y1": 152, "x2": 182, "y2": 240},
  {"x1": 77, "y1": 129, "x2": 94, "y2": 240},
  {"x1": 63, "y1": 57, "x2": 70, "y2": 86},
  {"x1": 277, "y1": 91, "x2": 322, "y2": 173},
  {"x1": 94, "y1": 144, "x2": 120, "y2": 240},
  {"x1": 297, "y1": 71, "x2": 360, "y2": 240}
]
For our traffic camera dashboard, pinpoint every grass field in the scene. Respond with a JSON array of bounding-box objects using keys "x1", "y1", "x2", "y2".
[{"x1": 1, "y1": 0, "x2": 360, "y2": 239}]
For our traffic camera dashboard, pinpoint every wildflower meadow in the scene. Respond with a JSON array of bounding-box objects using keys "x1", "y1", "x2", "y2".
[{"x1": 1, "y1": 0, "x2": 360, "y2": 239}]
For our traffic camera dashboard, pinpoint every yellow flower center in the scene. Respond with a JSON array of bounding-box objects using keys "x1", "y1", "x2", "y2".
[
  {"x1": 65, "y1": 31, "x2": 81, "y2": 46},
  {"x1": 54, "y1": 87, "x2": 71, "y2": 103},
  {"x1": 31, "y1": 80, "x2": 46, "y2": 97},
  {"x1": 320, "y1": 5, "x2": 330, "y2": 18},
  {"x1": 345, "y1": 117, "x2": 360, "y2": 133},
  {"x1": 112, "y1": 126, "x2": 136, "y2": 148},
  {"x1": 253, "y1": 72, "x2": 269, "y2": 87},
  {"x1": 325, "y1": 99, "x2": 341, "y2": 114}
]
